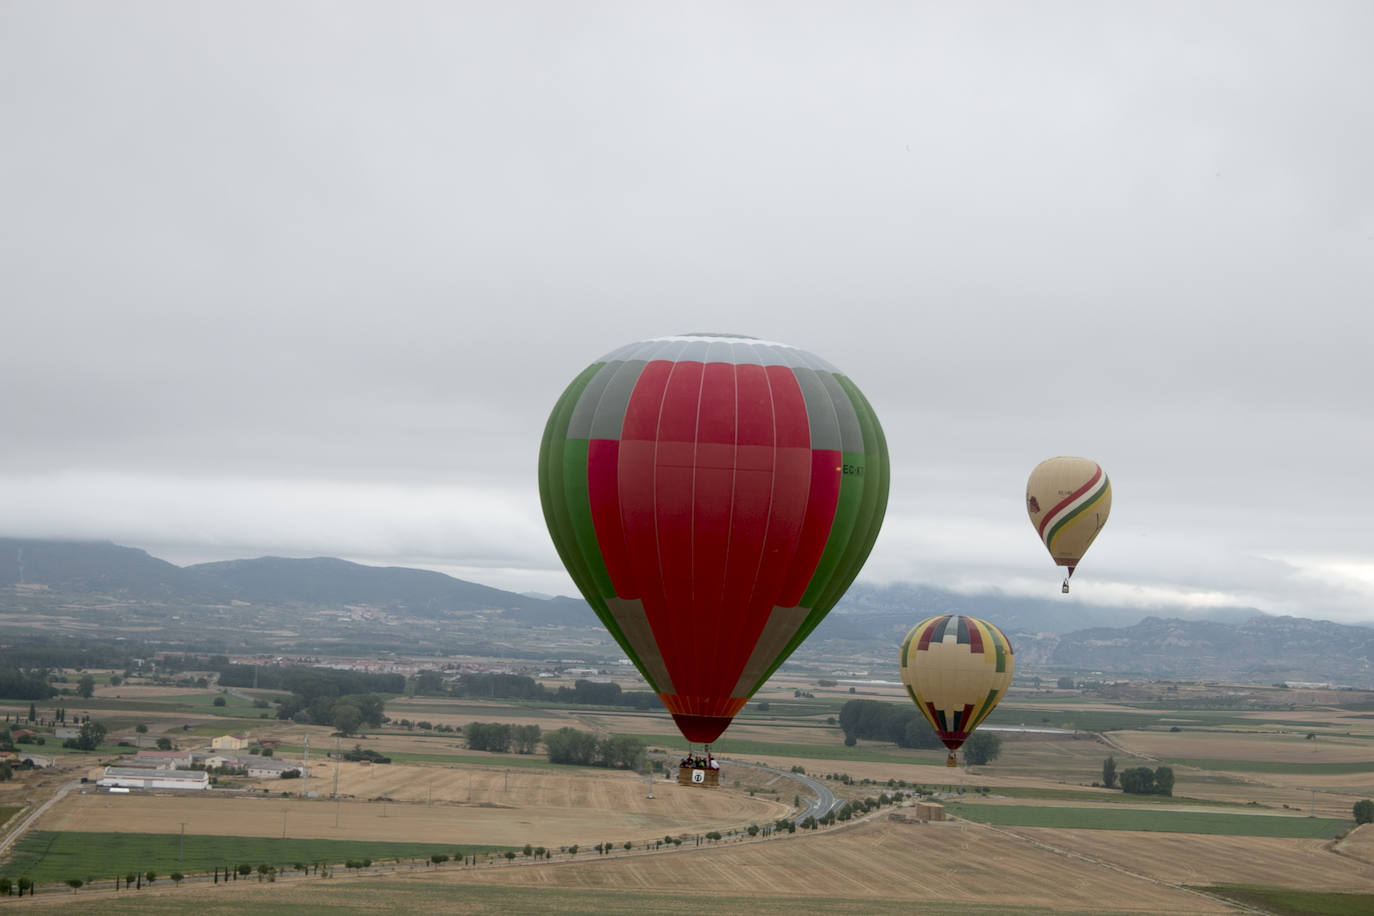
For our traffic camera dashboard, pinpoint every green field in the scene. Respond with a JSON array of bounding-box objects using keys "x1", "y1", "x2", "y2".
[
  {"x1": 1192, "y1": 884, "x2": 1374, "y2": 915},
  {"x1": 984, "y1": 786, "x2": 1248, "y2": 807},
  {"x1": 944, "y1": 802, "x2": 1350, "y2": 837},
  {"x1": 1168, "y1": 757, "x2": 1374, "y2": 775},
  {"x1": 0, "y1": 805, "x2": 22, "y2": 825},
  {"x1": 1, "y1": 831, "x2": 519, "y2": 884}
]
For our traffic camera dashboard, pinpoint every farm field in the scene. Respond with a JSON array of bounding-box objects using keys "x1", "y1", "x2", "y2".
[
  {"x1": 7, "y1": 819, "x2": 1238, "y2": 914},
  {"x1": 1111, "y1": 729, "x2": 1374, "y2": 764},
  {"x1": 37, "y1": 766, "x2": 787, "y2": 849},
  {"x1": 943, "y1": 801, "x2": 1351, "y2": 836},
  {"x1": 1013, "y1": 829, "x2": 1374, "y2": 893},
  {"x1": 7, "y1": 678, "x2": 1374, "y2": 911},
  {"x1": 1194, "y1": 886, "x2": 1374, "y2": 916},
  {"x1": 4, "y1": 830, "x2": 512, "y2": 883}
]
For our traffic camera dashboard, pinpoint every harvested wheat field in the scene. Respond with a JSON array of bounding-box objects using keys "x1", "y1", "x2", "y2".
[
  {"x1": 91, "y1": 685, "x2": 217, "y2": 699},
  {"x1": 1111, "y1": 730, "x2": 1374, "y2": 763},
  {"x1": 41, "y1": 767, "x2": 787, "y2": 847},
  {"x1": 1010, "y1": 827, "x2": 1374, "y2": 892},
  {"x1": 9, "y1": 817, "x2": 1236, "y2": 914},
  {"x1": 418, "y1": 817, "x2": 1233, "y2": 913},
  {"x1": 1335, "y1": 823, "x2": 1374, "y2": 864}
]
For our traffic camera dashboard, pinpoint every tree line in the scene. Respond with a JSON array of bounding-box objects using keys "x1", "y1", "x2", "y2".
[
  {"x1": 459, "y1": 721, "x2": 645, "y2": 768},
  {"x1": 0, "y1": 668, "x2": 54, "y2": 700},
  {"x1": 1100, "y1": 756, "x2": 1174, "y2": 796},
  {"x1": 218, "y1": 664, "x2": 404, "y2": 699},
  {"x1": 837, "y1": 699, "x2": 945, "y2": 749},
  {"x1": 465, "y1": 722, "x2": 542, "y2": 754},
  {"x1": 422, "y1": 673, "x2": 660, "y2": 710}
]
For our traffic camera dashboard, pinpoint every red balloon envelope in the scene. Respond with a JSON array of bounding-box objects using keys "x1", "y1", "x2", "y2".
[{"x1": 538, "y1": 334, "x2": 889, "y2": 744}]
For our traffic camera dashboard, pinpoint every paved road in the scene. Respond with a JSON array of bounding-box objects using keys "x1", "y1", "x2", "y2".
[
  {"x1": 718, "y1": 758, "x2": 837, "y2": 822},
  {"x1": 0, "y1": 777, "x2": 81, "y2": 856}
]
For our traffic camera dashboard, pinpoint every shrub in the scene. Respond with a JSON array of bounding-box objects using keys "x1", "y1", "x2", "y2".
[
  {"x1": 1355, "y1": 799, "x2": 1374, "y2": 824},
  {"x1": 962, "y1": 733, "x2": 1002, "y2": 766}
]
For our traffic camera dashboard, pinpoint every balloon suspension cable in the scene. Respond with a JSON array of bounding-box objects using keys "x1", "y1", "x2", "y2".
[{"x1": 946, "y1": 752, "x2": 958, "y2": 768}]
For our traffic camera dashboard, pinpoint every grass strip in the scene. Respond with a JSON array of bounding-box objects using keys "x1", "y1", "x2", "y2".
[
  {"x1": 945, "y1": 802, "x2": 1350, "y2": 836},
  {"x1": 985, "y1": 786, "x2": 1247, "y2": 807},
  {"x1": 1, "y1": 830, "x2": 517, "y2": 884},
  {"x1": 1189, "y1": 884, "x2": 1374, "y2": 915},
  {"x1": 1167, "y1": 758, "x2": 1374, "y2": 775}
]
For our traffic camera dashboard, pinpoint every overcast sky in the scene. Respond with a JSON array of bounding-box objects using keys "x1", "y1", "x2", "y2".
[{"x1": 2, "y1": 2, "x2": 1370, "y2": 625}]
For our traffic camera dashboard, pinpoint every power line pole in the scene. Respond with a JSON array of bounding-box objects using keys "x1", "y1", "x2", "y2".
[{"x1": 179, "y1": 822, "x2": 184, "y2": 860}]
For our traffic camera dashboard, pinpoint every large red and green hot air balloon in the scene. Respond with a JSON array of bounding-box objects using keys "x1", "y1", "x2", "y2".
[
  {"x1": 899, "y1": 614, "x2": 1014, "y2": 767},
  {"x1": 539, "y1": 334, "x2": 889, "y2": 746}
]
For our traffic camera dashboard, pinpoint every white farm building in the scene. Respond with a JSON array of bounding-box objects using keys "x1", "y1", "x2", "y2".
[{"x1": 98, "y1": 767, "x2": 210, "y2": 791}]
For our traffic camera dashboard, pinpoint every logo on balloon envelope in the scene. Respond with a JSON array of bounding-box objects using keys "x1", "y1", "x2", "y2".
[{"x1": 539, "y1": 334, "x2": 890, "y2": 747}]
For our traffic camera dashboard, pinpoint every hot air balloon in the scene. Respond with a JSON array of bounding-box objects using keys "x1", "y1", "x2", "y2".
[
  {"x1": 1025, "y1": 456, "x2": 1111, "y2": 593},
  {"x1": 899, "y1": 614, "x2": 1014, "y2": 767},
  {"x1": 538, "y1": 334, "x2": 889, "y2": 757}
]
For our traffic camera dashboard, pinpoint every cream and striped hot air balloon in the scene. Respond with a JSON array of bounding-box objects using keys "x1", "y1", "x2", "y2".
[
  {"x1": 1026, "y1": 456, "x2": 1111, "y2": 593},
  {"x1": 899, "y1": 614, "x2": 1014, "y2": 767}
]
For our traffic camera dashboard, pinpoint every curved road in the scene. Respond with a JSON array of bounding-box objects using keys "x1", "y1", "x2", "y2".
[{"x1": 717, "y1": 758, "x2": 837, "y2": 821}]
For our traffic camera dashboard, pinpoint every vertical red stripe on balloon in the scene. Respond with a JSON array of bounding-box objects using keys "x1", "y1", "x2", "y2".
[
  {"x1": 735, "y1": 364, "x2": 773, "y2": 447},
  {"x1": 778, "y1": 448, "x2": 841, "y2": 607},
  {"x1": 766, "y1": 366, "x2": 809, "y2": 447},
  {"x1": 586, "y1": 438, "x2": 635, "y2": 597},
  {"x1": 656, "y1": 361, "x2": 703, "y2": 442},
  {"x1": 918, "y1": 620, "x2": 941, "y2": 652},
  {"x1": 692, "y1": 360, "x2": 738, "y2": 672},
  {"x1": 621, "y1": 361, "x2": 674, "y2": 441},
  {"x1": 711, "y1": 364, "x2": 774, "y2": 697},
  {"x1": 967, "y1": 622, "x2": 984, "y2": 655},
  {"x1": 728, "y1": 445, "x2": 811, "y2": 692},
  {"x1": 654, "y1": 361, "x2": 706, "y2": 682},
  {"x1": 618, "y1": 439, "x2": 666, "y2": 621},
  {"x1": 619, "y1": 358, "x2": 677, "y2": 680},
  {"x1": 697, "y1": 362, "x2": 737, "y2": 445},
  {"x1": 717, "y1": 368, "x2": 810, "y2": 695}
]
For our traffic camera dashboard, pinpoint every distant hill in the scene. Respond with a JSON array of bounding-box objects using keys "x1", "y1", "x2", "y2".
[
  {"x1": 827, "y1": 581, "x2": 1267, "y2": 640},
  {"x1": 0, "y1": 537, "x2": 598, "y2": 627},
  {"x1": 1014, "y1": 615, "x2": 1374, "y2": 685},
  {"x1": 3, "y1": 537, "x2": 1370, "y2": 686},
  {"x1": 0, "y1": 538, "x2": 191, "y2": 597}
]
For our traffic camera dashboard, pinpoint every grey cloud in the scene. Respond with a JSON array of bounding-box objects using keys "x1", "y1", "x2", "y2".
[{"x1": 1, "y1": 3, "x2": 1370, "y2": 624}]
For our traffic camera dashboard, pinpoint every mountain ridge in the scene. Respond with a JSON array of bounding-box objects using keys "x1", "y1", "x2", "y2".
[{"x1": 2, "y1": 537, "x2": 1370, "y2": 685}]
